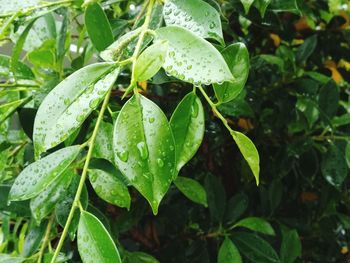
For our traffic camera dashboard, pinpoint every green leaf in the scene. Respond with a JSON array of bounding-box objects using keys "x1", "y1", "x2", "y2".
[
  {"x1": 85, "y1": 2, "x2": 114, "y2": 51},
  {"x1": 134, "y1": 40, "x2": 168, "y2": 81},
  {"x1": 170, "y1": 92, "x2": 204, "y2": 171},
  {"x1": 113, "y1": 93, "x2": 176, "y2": 215},
  {"x1": 88, "y1": 168, "x2": 131, "y2": 209},
  {"x1": 296, "y1": 35, "x2": 317, "y2": 64},
  {"x1": 241, "y1": 0, "x2": 255, "y2": 14},
  {"x1": 163, "y1": 0, "x2": 223, "y2": 44},
  {"x1": 280, "y1": 229, "x2": 301, "y2": 263},
  {"x1": 33, "y1": 63, "x2": 119, "y2": 156},
  {"x1": 318, "y1": 80, "x2": 339, "y2": 119},
  {"x1": 214, "y1": 43, "x2": 250, "y2": 103},
  {"x1": 55, "y1": 175, "x2": 88, "y2": 240},
  {"x1": 92, "y1": 121, "x2": 114, "y2": 163},
  {"x1": 231, "y1": 131, "x2": 260, "y2": 185},
  {"x1": 232, "y1": 232, "x2": 280, "y2": 263},
  {"x1": 224, "y1": 193, "x2": 249, "y2": 224},
  {"x1": 22, "y1": 223, "x2": 46, "y2": 257},
  {"x1": 8, "y1": 145, "x2": 80, "y2": 201},
  {"x1": 0, "y1": 98, "x2": 30, "y2": 124},
  {"x1": 174, "y1": 176, "x2": 207, "y2": 207},
  {"x1": 78, "y1": 211, "x2": 121, "y2": 263},
  {"x1": 0, "y1": 0, "x2": 42, "y2": 16},
  {"x1": 126, "y1": 252, "x2": 160, "y2": 263},
  {"x1": 233, "y1": 217, "x2": 275, "y2": 235},
  {"x1": 253, "y1": 0, "x2": 272, "y2": 17},
  {"x1": 270, "y1": 0, "x2": 300, "y2": 14},
  {"x1": 218, "y1": 238, "x2": 242, "y2": 263},
  {"x1": 0, "y1": 254, "x2": 24, "y2": 263},
  {"x1": 204, "y1": 174, "x2": 226, "y2": 223},
  {"x1": 321, "y1": 144, "x2": 348, "y2": 187},
  {"x1": 0, "y1": 54, "x2": 34, "y2": 79},
  {"x1": 30, "y1": 169, "x2": 73, "y2": 224},
  {"x1": 346, "y1": 142, "x2": 350, "y2": 169},
  {"x1": 155, "y1": 25, "x2": 233, "y2": 85}
]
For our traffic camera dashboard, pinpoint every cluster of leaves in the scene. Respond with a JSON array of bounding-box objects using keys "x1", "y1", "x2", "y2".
[{"x1": 0, "y1": 0, "x2": 349, "y2": 262}]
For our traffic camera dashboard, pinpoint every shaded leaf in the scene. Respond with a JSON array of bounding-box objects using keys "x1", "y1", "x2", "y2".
[
  {"x1": 218, "y1": 237, "x2": 242, "y2": 263},
  {"x1": 280, "y1": 229, "x2": 301, "y2": 263},
  {"x1": 174, "y1": 176, "x2": 207, "y2": 207},
  {"x1": 234, "y1": 217, "x2": 275, "y2": 235},
  {"x1": 85, "y1": 2, "x2": 114, "y2": 51},
  {"x1": 92, "y1": 121, "x2": 114, "y2": 163}
]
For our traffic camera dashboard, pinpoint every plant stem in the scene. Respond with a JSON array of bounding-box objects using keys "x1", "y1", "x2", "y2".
[
  {"x1": 122, "y1": 0, "x2": 155, "y2": 99},
  {"x1": 38, "y1": 214, "x2": 55, "y2": 263},
  {"x1": 50, "y1": 88, "x2": 113, "y2": 263},
  {"x1": 312, "y1": 135, "x2": 350, "y2": 141},
  {"x1": 198, "y1": 86, "x2": 233, "y2": 133}
]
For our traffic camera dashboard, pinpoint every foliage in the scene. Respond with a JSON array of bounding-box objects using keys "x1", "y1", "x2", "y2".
[{"x1": 0, "y1": 0, "x2": 350, "y2": 262}]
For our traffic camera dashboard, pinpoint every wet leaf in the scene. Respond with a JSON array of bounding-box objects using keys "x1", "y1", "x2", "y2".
[
  {"x1": 134, "y1": 40, "x2": 168, "y2": 81},
  {"x1": 78, "y1": 211, "x2": 121, "y2": 263},
  {"x1": 88, "y1": 168, "x2": 131, "y2": 209},
  {"x1": 163, "y1": 0, "x2": 223, "y2": 44},
  {"x1": 8, "y1": 145, "x2": 80, "y2": 201},
  {"x1": 92, "y1": 121, "x2": 114, "y2": 163},
  {"x1": 113, "y1": 93, "x2": 176, "y2": 215},
  {"x1": 30, "y1": 169, "x2": 73, "y2": 224},
  {"x1": 170, "y1": 92, "x2": 204, "y2": 171},
  {"x1": 155, "y1": 26, "x2": 233, "y2": 85},
  {"x1": 33, "y1": 63, "x2": 119, "y2": 156}
]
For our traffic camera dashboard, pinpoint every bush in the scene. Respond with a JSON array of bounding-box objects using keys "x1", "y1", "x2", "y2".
[{"x1": 0, "y1": 0, "x2": 350, "y2": 262}]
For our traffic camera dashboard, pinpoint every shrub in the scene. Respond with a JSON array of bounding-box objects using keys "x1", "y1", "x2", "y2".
[{"x1": 0, "y1": 0, "x2": 349, "y2": 262}]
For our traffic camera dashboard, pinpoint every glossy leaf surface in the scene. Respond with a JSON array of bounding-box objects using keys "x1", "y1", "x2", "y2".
[
  {"x1": 234, "y1": 217, "x2": 275, "y2": 235},
  {"x1": 155, "y1": 26, "x2": 233, "y2": 85},
  {"x1": 231, "y1": 131, "x2": 260, "y2": 185},
  {"x1": 30, "y1": 169, "x2": 73, "y2": 223},
  {"x1": 170, "y1": 92, "x2": 204, "y2": 171},
  {"x1": 174, "y1": 176, "x2": 207, "y2": 207},
  {"x1": 78, "y1": 211, "x2": 121, "y2": 263},
  {"x1": 163, "y1": 0, "x2": 223, "y2": 44},
  {"x1": 9, "y1": 145, "x2": 80, "y2": 201},
  {"x1": 233, "y1": 232, "x2": 280, "y2": 263},
  {"x1": 214, "y1": 43, "x2": 249, "y2": 103},
  {"x1": 113, "y1": 93, "x2": 176, "y2": 215},
  {"x1": 88, "y1": 168, "x2": 131, "y2": 209},
  {"x1": 33, "y1": 63, "x2": 119, "y2": 156},
  {"x1": 134, "y1": 40, "x2": 168, "y2": 81},
  {"x1": 85, "y1": 3, "x2": 114, "y2": 51},
  {"x1": 218, "y1": 237, "x2": 242, "y2": 263},
  {"x1": 92, "y1": 121, "x2": 114, "y2": 163}
]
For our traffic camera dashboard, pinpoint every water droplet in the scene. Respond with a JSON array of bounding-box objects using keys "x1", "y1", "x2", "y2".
[
  {"x1": 209, "y1": 21, "x2": 216, "y2": 29},
  {"x1": 149, "y1": 117, "x2": 155, "y2": 123},
  {"x1": 137, "y1": 142, "x2": 149, "y2": 160},
  {"x1": 187, "y1": 65, "x2": 192, "y2": 70},
  {"x1": 191, "y1": 101, "x2": 199, "y2": 118},
  {"x1": 117, "y1": 150, "x2": 129, "y2": 162},
  {"x1": 89, "y1": 98, "x2": 100, "y2": 109},
  {"x1": 157, "y1": 158, "x2": 164, "y2": 167},
  {"x1": 95, "y1": 185, "x2": 102, "y2": 194},
  {"x1": 76, "y1": 114, "x2": 85, "y2": 123},
  {"x1": 164, "y1": 8, "x2": 172, "y2": 15},
  {"x1": 169, "y1": 51, "x2": 175, "y2": 57}
]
